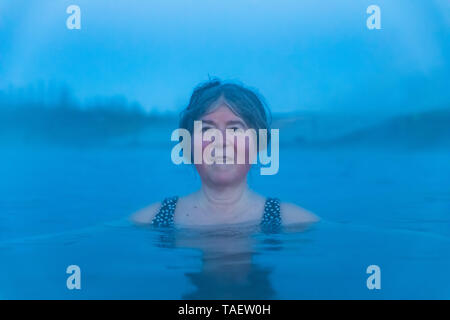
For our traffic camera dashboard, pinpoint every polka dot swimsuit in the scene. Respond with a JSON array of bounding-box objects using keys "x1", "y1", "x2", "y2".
[
  {"x1": 151, "y1": 196, "x2": 179, "y2": 227},
  {"x1": 260, "y1": 197, "x2": 282, "y2": 231},
  {"x1": 151, "y1": 196, "x2": 282, "y2": 231}
]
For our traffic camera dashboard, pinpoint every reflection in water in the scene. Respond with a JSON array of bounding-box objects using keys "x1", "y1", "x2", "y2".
[
  {"x1": 152, "y1": 224, "x2": 286, "y2": 299},
  {"x1": 182, "y1": 257, "x2": 275, "y2": 299}
]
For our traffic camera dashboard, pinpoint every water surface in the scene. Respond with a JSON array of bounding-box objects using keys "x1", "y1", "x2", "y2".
[{"x1": 1, "y1": 147, "x2": 449, "y2": 299}]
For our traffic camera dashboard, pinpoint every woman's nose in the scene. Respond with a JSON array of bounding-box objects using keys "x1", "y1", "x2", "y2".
[
  {"x1": 221, "y1": 129, "x2": 235, "y2": 145},
  {"x1": 220, "y1": 129, "x2": 235, "y2": 157}
]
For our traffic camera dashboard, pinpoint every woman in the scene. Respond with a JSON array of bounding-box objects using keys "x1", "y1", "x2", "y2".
[{"x1": 131, "y1": 79, "x2": 318, "y2": 230}]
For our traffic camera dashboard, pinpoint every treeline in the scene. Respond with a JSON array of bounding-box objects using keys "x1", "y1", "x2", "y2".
[
  {"x1": 0, "y1": 86, "x2": 177, "y2": 147},
  {"x1": 325, "y1": 108, "x2": 450, "y2": 149}
]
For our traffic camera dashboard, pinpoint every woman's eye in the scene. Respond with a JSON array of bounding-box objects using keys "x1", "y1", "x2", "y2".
[{"x1": 202, "y1": 127, "x2": 212, "y2": 132}]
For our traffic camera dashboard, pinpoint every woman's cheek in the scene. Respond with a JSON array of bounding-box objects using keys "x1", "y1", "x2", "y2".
[
  {"x1": 242, "y1": 135, "x2": 257, "y2": 164},
  {"x1": 190, "y1": 137, "x2": 210, "y2": 163}
]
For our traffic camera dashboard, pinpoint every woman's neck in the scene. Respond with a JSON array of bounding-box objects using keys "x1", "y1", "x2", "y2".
[{"x1": 197, "y1": 179, "x2": 251, "y2": 215}]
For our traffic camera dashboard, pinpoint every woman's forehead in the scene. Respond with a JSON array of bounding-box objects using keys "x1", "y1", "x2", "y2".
[{"x1": 201, "y1": 104, "x2": 243, "y2": 122}]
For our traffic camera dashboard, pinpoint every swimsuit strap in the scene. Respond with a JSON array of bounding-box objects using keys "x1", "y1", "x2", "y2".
[
  {"x1": 151, "y1": 195, "x2": 282, "y2": 230},
  {"x1": 151, "y1": 196, "x2": 179, "y2": 227},
  {"x1": 260, "y1": 197, "x2": 282, "y2": 232}
]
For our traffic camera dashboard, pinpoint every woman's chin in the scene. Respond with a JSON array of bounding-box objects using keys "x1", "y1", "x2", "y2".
[
  {"x1": 206, "y1": 164, "x2": 249, "y2": 185},
  {"x1": 211, "y1": 162, "x2": 236, "y2": 170}
]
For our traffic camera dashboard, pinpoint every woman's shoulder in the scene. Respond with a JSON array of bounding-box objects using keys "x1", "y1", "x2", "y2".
[
  {"x1": 279, "y1": 201, "x2": 320, "y2": 225},
  {"x1": 130, "y1": 201, "x2": 162, "y2": 225},
  {"x1": 130, "y1": 196, "x2": 179, "y2": 225}
]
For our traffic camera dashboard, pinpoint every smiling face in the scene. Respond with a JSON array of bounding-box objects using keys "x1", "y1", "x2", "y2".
[{"x1": 193, "y1": 104, "x2": 256, "y2": 187}]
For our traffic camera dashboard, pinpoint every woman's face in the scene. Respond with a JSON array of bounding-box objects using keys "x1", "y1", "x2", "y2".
[{"x1": 193, "y1": 104, "x2": 256, "y2": 187}]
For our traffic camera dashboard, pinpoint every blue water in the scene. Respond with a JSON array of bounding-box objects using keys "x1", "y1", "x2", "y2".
[{"x1": 1, "y1": 146, "x2": 449, "y2": 299}]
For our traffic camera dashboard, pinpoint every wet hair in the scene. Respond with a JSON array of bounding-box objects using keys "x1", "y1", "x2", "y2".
[{"x1": 179, "y1": 78, "x2": 272, "y2": 142}]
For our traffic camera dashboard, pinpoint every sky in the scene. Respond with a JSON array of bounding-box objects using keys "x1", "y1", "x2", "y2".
[{"x1": 0, "y1": 0, "x2": 449, "y2": 114}]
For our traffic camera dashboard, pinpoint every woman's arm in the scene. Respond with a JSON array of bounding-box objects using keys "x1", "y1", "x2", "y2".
[
  {"x1": 130, "y1": 202, "x2": 162, "y2": 225},
  {"x1": 280, "y1": 202, "x2": 320, "y2": 226}
]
